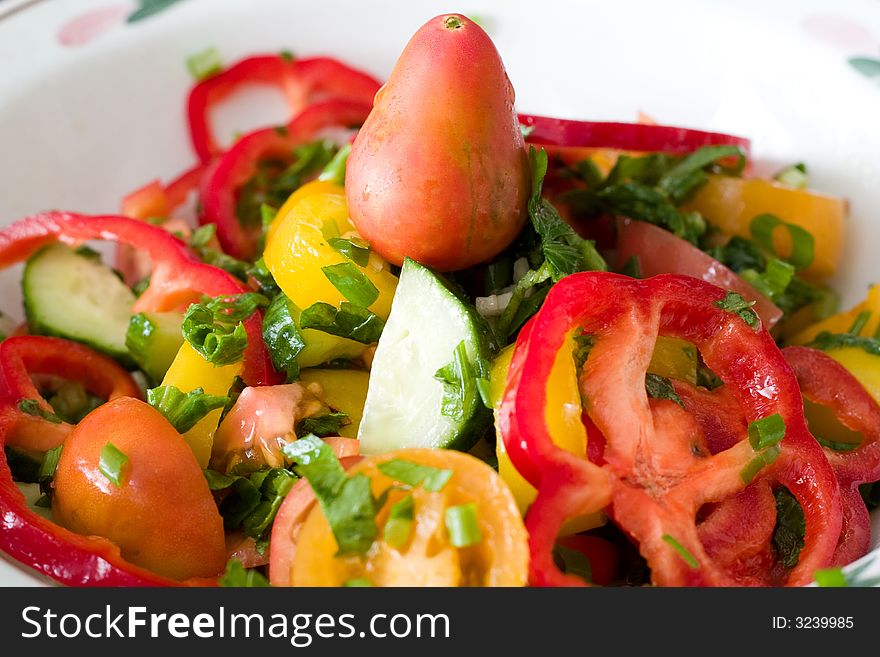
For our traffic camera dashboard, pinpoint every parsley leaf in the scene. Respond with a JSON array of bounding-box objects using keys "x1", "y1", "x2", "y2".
[
  {"x1": 147, "y1": 385, "x2": 229, "y2": 434},
  {"x1": 17, "y1": 399, "x2": 62, "y2": 424},
  {"x1": 714, "y1": 291, "x2": 760, "y2": 330},
  {"x1": 182, "y1": 293, "x2": 268, "y2": 365},
  {"x1": 283, "y1": 434, "x2": 379, "y2": 556},
  {"x1": 434, "y1": 340, "x2": 491, "y2": 421},
  {"x1": 262, "y1": 294, "x2": 306, "y2": 381},
  {"x1": 645, "y1": 373, "x2": 684, "y2": 408},
  {"x1": 218, "y1": 559, "x2": 270, "y2": 588},
  {"x1": 322, "y1": 262, "x2": 379, "y2": 308},
  {"x1": 376, "y1": 459, "x2": 453, "y2": 492},
  {"x1": 296, "y1": 411, "x2": 350, "y2": 437},
  {"x1": 772, "y1": 487, "x2": 805, "y2": 569},
  {"x1": 299, "y1": 301, "x2": 384, "y2": 344}
]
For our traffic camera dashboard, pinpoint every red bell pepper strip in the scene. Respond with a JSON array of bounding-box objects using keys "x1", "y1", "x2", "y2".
[
  {"x1": 199, "y1": 98, "x2": 373, "y2": 260},
  {"x1": 783, "y1": 346, "x2": 880, "y2": 566},
  {"x1": 188, "y1": 55, "x2": 381, "y2": 163},
  {"x1": 498, "y1": 272, "x2": 841, "y2": 586},
  {"x1": 616, "y1": 217, "x2": 783, "y2": 327},
  {"x1": 0, "y1": 336, "x2": 141, "y2": 454},
  {"x1": 518, "y1": 113, "x2": 751, "y2": 157},
  {"x1": 0, "y1": 212, "x2": 280, "y2": 387}
]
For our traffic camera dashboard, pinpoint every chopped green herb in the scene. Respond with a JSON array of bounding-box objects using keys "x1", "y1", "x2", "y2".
[
  {"x1": 383, "y1": 495, "x2": 415, "y2": 549},
  {"x1": 318, "y1": 143, "x2": 352, "y2": 186},
  {"x1": 17, "y1": 399, "x2": 62, "y2": 424},
  {"x1": 772, "y1": 487, "x2": 805, "y2": 569},
  {"x1": 279, "y1": 50, "x2": 295, "y2": 63},
  {"x1": 748, "y1": 414, "x2": 786, "y2": 450},
  {"x1": 296, "y1": 411, "x2": 350, "y2": 438},
  {"x1": 848, "y1": 310, "x2": 871, "y2": 335},
  {"x1": 344, "y1": 578, "x2": 373, "y2": 587},
  {"x1": 262, "y1": 294, "x2": 306, "y2": 381},
  {"x1": 203, "y1": 468, "x2": 239, "y2": 491},
  {"x1": 552, "y1": 544, "x2": 593, "y2": 584},
  {"x1": 445, "y1": 503, "x2": 482, "y2": 548},
  {"x1": 248, "y1": 257, "x2": 281, "y2": 297},
  {"x1": 815, "y1": 436, "x2": 861, "y2": 452},
  {"x1": 328, "y1": 237, "x2": 371, "y2": 267},
  {"x1": 377, "y1": 459, "x2": 453, "y2": 492},
  {"x1": 299, "y1": 301, "x2": 384, "y2": 344},
  {"x1": 714, "y1": 291, "x2": 760, "y2": 330},
  {"x1": 434, "y1": 340, "x2": 491, "y2": 422},
  {"x1": 740, "y1": 445, "x2": 781, "y2": 484},
  {"x1": 321, "y1": 262, "x2": 379, "y2": 308},
  {"x1": 241, "y1": 468, "x2": 298, "y2": 539},
  {"x1": 283, "y1": 434, "x2": 378, "y2": 555},
  {"x1": 218, "y1": 559, "x2": 270, "y2": 588},
  {"x1": 186, "y1": 46, "x2": 223, "y2": 81},
  {"x1": 773, "y1": 162, "x2": 808, "y2": 189},
  {"x1": 661, "y1": 534, "x2": 699, "y2": 569},
  {"x1": 620, "y1": 255, "x2": 642, "y2": 279},
  {"x1": 99, "y1": 443, "x2": 129, "y2": 488},
  {"x1": 813, "y1": 567, "x2": 848, "y2": 587},
  {"x1": 656, "y1": 145, "x2": 745, "y2": 204},
  {"x1": 749, "y1": 214, "x2": 815, "y2": 271},
  {"x1": 182, "y1": 293, "x2": 268, "y2": 365},
  {"x1": 147, "y1": 385, "x2": 228, "y2": 434},
  {"x1": 645, "y1": 373, "x2": 684, "y2": 408},
  {"x1": 809, "y1": 331, "x2": 880, "y2": 357}
]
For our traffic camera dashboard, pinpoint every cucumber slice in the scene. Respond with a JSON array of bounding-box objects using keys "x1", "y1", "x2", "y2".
[
  {"x1": 358, "y1": 258, "x2": 492, "y2": 454},
  {"x1": 126, "y1": 312, "x2": 185, "y2": 384},
  {"x1": 23, "y1": 244, "x2": 135, "y2": 361}
]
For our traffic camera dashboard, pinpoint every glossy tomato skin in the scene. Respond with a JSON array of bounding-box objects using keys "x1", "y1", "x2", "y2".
[
  {"x1": 52, "y1": 397, "x2": 227, "y2": 581},
  {"x1": 346, "y1": 14, "x2": 529, "y2": 271}
]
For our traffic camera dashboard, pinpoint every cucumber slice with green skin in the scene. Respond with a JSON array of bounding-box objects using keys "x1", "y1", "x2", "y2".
[
  {"x1": 23, "y1": 244, "x2": 135, "y2": 362},
  {"x1": 358, "y1": 258, "x2": 493, "y2": 455},
  {"x1": 126, "y1": 312, "x2": 185, "y2": 384}
]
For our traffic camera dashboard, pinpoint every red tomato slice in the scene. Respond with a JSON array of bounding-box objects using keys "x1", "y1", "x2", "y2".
[{"x1": 616, "y1": 217, "x2": 782, "y2": 327}]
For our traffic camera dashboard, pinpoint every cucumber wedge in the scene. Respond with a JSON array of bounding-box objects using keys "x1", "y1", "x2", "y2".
[
  {"x1": 23, "y1": 244, "x2": 135, "y2": 361},
  {"x1": 126, "y1": 312, "x2": 185, "y2": 384},
  {"x1": 358, "y1": 258, "x2": 492, "y2": 454}
]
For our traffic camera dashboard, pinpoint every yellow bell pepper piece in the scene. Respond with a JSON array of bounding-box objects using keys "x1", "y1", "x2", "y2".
[
  {"x1": 491, "y1": 339, "x2": 605, "y2": 534},
  {"x1": 649, "y1": 337, "x2": 698, "y2": 384},
  {"x1": 288, "y1": 302, "x2": 367, "y2": 367},
  {"x1": 298, "y1": 368, "x2": 369, "y2": 438},
  {"x1": 265, "y1": 180, "x2": 344, "y2": 244},
  {"x1": 263, "y1": 189, "x2": 397, "y2": 320},
  {"x1": 160, "y1": 342, "x2": 242, "y2": 467},
  {"x1": 791, "y1": 285, "x2": 880, "y2": 345},
  {"x1": 682, "y1": 175, "x2": 846, "y2": 280}
]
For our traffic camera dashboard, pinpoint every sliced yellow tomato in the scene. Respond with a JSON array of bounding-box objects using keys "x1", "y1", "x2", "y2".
[
  {"x1": 791, "y1": 285, "x2": 880, "y2": 345},
  {"x1": 682, "y1": 175, "x2": 846, "y2": 280},
  {"x1": 291, "y1": 449, "x2": 528, "y2": 586},
  {"x1": 263, "y1": 189, "x2": 398, "y2": 320},
  {"x1": 160, "y1": 342, "x2": 241, "y2": 467},
  {"x1": 298, "y1": 368, "x2": 370, "y2": 438}
]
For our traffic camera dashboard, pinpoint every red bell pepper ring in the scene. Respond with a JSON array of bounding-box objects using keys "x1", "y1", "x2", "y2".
[
  {"x1": 188, "y1": 55, "x2": 381, "y2": 163},
  {"x1": 0, "y1": 212, "x2": 280, "y2": 387},
  {"x1": 498, "y1": 272, "x2": 841, "y2": 586},
  {"x1": 616, "y1": 217, "x2": 783, "y2": 327},
  {"x1": 199, "y1": 98, "x2": 374, "y2": 260},
  {"x1": 783, "y1": 346, "x2": 880, "y2": 566},
  {"x1": 0, "y1": 336, "x2": 141, "y2": 454},
  {"x1": 518, "y1": 113, "x2": 751, "y2": 157}
]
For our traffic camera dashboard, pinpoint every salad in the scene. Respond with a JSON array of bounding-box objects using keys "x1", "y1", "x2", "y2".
[{"x1": 0, "y1": 13, "x2": 876, "y2": 587}]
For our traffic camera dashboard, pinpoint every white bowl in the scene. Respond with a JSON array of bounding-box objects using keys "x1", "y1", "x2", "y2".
[{"x1": 1, "y1": 0, "x2": 879, "y2": 586}]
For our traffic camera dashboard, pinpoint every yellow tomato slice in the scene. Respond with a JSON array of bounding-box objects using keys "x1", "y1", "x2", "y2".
[
  {"x1": 263, "y1": 189, "x2": 397, "y2": 320},
  {"x1": 298, "y1": 368, "x2": 370, "y2": 438},
  {"x1": 291, "y1": 449, "x2": 528, "y2": 587},
  {"x1": 682, "y1": 175, "x2": 846, "y2": 280},
  {"x1": 160, "y1": 342, "x2": 241, "y2": 467},
  {"x1": 791, "y1": 285, "x2": 880, "y2": 345}
]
